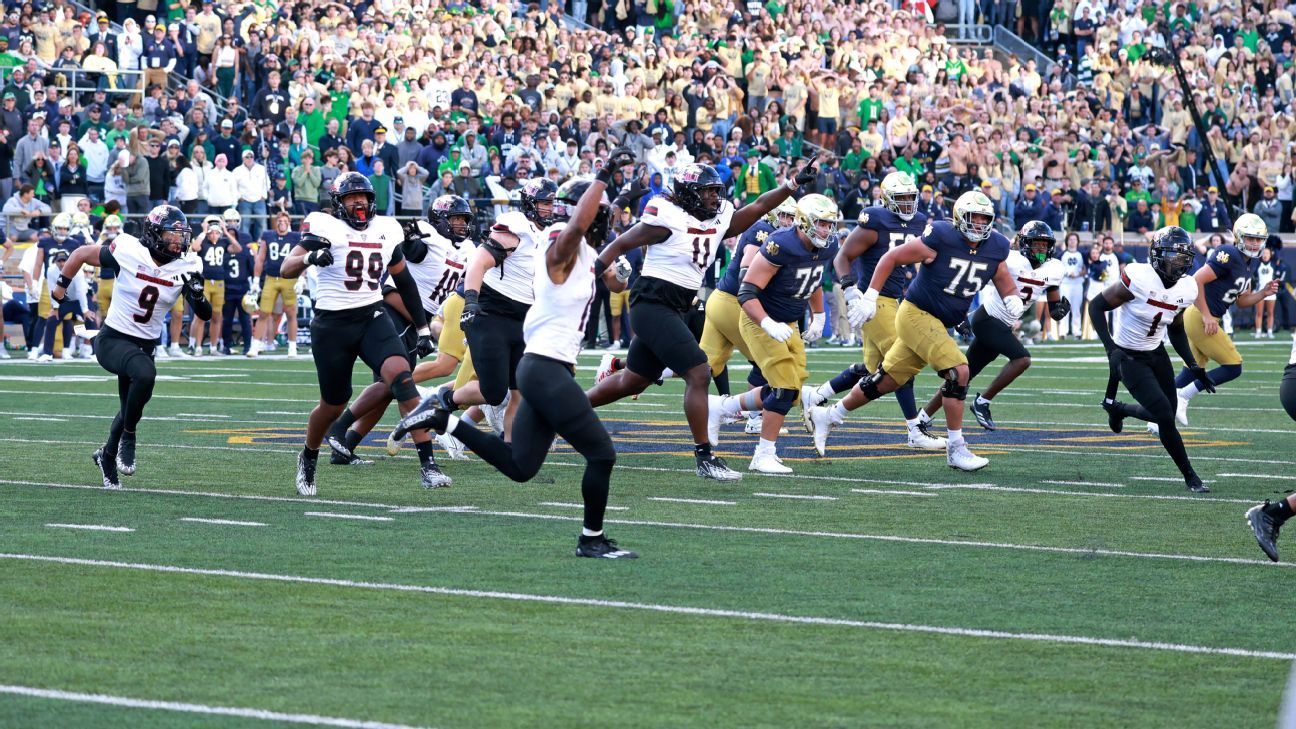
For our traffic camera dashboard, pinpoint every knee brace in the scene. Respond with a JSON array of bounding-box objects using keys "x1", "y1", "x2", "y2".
[
  {"x1": 1214, "y1": 363, "x2": 1243, "y2": 386},
  {"x1": 762, "y1": 387, "x2": 798, "y2": 415},
  {"x1": 390, "y1": 371, "x2": 419, "y2": 402},
  {"x1": 848, "y1": 362, "x2": 871, "y2": 378},
  {"x1": 858, "y1": 368, "x2": 886, "y2": 401},
  {"x1": 940, "y1": 369, "x2": 968, "y2": 401}
]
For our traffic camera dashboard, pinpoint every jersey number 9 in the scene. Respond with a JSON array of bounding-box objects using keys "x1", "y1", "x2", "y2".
[{"x1": 344, "y1": 251, "x2": 384, "y2": 291}]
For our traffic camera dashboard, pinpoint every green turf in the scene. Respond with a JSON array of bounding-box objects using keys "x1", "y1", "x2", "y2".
[{"x1": 1, "y1": 338, "x2": 1293, "y2": 728}]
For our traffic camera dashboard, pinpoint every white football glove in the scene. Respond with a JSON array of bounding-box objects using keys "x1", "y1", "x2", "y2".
[
  {"x1": 1003, "y1": 295, "x2": 1025, "y2": 320},
  {"x1": 844, "y1": 287, "x2": 868, "y2": 329},
  {"x1": 293, "y1": 276, "x2": 306, "y2": 295},
  {"x1": 613, "y1": 255, "x2": 633, "y2": 283},
  {"x1": 760, "y1": 317, "x2": 795, "y2": 343},
  {"x1": 856, "y1": 288, "x2": 880, "y2": 325},
  {"x1": 803, "y1": 311, "x2": 825, "y2": 343}
]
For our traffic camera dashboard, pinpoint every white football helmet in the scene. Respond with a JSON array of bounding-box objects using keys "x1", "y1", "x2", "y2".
[
  {"x1": 1232, "y1": 213, "x2": 1267, "y2": 258},
  {"x1": 880, "y1": 171, "x2": 920, "y2": 221},
  {"x1": 794, "y1": 194, "x2": 842, "y2": 249},
  {"x1": 766, "y1": 197, "x2": 797, "y2": 228},
  {"x1": 953, "y1": 191, "x2": 996, "y2": 243},
  {"x1": 51, "y1": 212, "x2": 71, "y2": 240}
]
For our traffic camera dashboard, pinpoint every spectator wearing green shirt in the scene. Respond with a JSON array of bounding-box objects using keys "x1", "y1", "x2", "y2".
[
  {"x1": 857, "y1": 84, "x2": 884, "y2": 127},
  {"x1": 775, "y1": 125, "x2": 802, "y2": 160},
  {"x1": 299, "y1": 97, "x2": 326, "y2": 150},
  {"x1": 841, "y1": 137, "x2": 870, "y2": 175},
  {"x1": 370, "y1": 159, "x2": 394, "y2": 215},
  {"x1": 291, "y1": 148, "x2": 322, "y2": 215},
  {"x1": 894, "y1": 147, "x2": 925, "y2": 180},
  {"x1": 1123, "y1": 179, "x2": 1152, "y2": 207},
  {"x1": 0, "y1": 38, "x2": 22, "y2": 83},
  {"x1": 736, "y1": 149, "x2": 775, "y2": 205}
]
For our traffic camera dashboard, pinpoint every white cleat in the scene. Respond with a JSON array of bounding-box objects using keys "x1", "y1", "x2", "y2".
[
  {"x1": 749, "y1": 450, "x2": 793, "y2": 474},
  {"x1": 168, "y1": 343, "x2": 187, "y2": 358},
  {"x1": 484, "y1": 403, "x2": 506, "y2": 436},
  {"x1": 595, "y1": 352, "x2": 617, "y2": 383},
  {"x1": 1175, "y1": 395, "x2": 1189, "y2": 426},
  {"x1": 287, "y1": 342, "x2": 298, "y2": 359},
  {"x1": 385, "y1": 431, "x2": 405, "y2": 456},
  {"x1": 946, "y1": 441, "x2": 988, "y2": 471},
  {"x1": 800, "y1": 384, "x2": 824, "y2": 434},
  {"x1": 706, "y1": 394, "x2": 725, "y2": 445},
  {"x1": 744, "y1": 414, "x2": 763, "y2": 434},
  {"x1": 1147, "y1": 422, "x2": 1160, "y2": 436},
  {"x1": 906, "y1": 424, "x2": 947, "y2": 450},
  {"x1": 807, "y1": 405, "x2": 841, "y2": 457},
  {"x1": 437, "y1": 432, "x2": 469, "y2": 460},
  {"x1": 246, "y1": 340, "x2": 262, "y2": 358},
  {"x1": 37, "y1": 353, "x2": 52, "y2": 362}
]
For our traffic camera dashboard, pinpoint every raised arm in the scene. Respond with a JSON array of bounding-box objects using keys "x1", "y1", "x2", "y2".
[
  {"x1": 724, "y1": 153, "x2": 819, "y2": 238},
  {"x1": 551, "y1": 148, "x2": 634, "y2": 284}
]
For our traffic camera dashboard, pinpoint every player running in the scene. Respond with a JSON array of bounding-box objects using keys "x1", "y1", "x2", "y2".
[
  {"x1": 800, "y1": 171, "x2": 945, "y2": 449},
  {"x1": 804, "y1": 191, "x2": 1017, "y2": 471},
  {"x1": 706, "y1": 194, "x2": 839, "y2": 473},
  {"x1": 248, "y1": 211, "x2": 302, "y2": 358},
  {"x1": 396, "y1": 158, "x2": 638, "y2": 559},
  {"x1": 584, "y1": 157, "x2": 820, "y2": 482},
  {"x1": 1245, "y1": 336, "x2": 1296, "y2": 560},
  {"x1": 913, "y1": 221, "x2": 1068, "y2": 430},
  {"x1": 50, "y1": 205, "x2": 207, "y2": 488},
  {"x1": 281, "y1": 172, "x2": 444, "y2": 495},
  {"x1": 1173, "y1": 213, "x2": 1276, "y2": 425},
  {"x1": 1091, "y1": 226, "x2": 1213, "y2": 493}
]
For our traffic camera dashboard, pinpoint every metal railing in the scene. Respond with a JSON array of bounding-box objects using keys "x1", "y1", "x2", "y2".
[
  {"x1": 991, "y1": 24, "x2": 1074, "y2": 87},
  {"x1": 944, "y1": 24, "x2": 994, "y2": 44}
]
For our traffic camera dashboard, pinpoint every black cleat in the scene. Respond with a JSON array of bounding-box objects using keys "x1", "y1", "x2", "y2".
[
  {"x1": 970, "y1": 395, "x2": 996, "y2": 431},
  {"x1": 329, "y1": 450, "x2": 374, "y2": 466},
  {"x1": 576, "y1": 534, "x2": 639, "y2": 559},
  {"x1": 296, "y1": 451, "x2": 318, "y2": 496},
  {"x1": 695, "y1": 454, "x2": 742, "y2": 482},
  {"x1": 395, "y1": 398, "x2": 450, "y2": 440},
  {"x1": 420, "y1": 460, "x2": 452, "y2": 489},
  {"x1": 116, "y1": 432, "x2": 137, "y2": 476},
  {"x1": 1102, "y1": 400, "x2": 1125, "y2": 434},
  {"x1": 325, "y1": 421, "x2": 352, "y2": 458},
  {"x1": 1246, "y1": 503, "x2": 1281, "y2": 562},
  {"x1": 1185, "y1": 475, "x2": 1210, "y2": 493},
  {"x1": 92, "y1": 448, "x2": 121, "y2": 489}
]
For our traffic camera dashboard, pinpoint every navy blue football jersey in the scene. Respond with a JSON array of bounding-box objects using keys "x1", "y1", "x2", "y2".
[
  {"x1": 260, "y1": 229, "x2": 300, "y2": 278},
  {"x1": 754, "y1": 227, "x2": 839, "y2": 323},
  {"x1": 198, "y1": 239, "x2": 234, "y2": 281},
  {"x1": 718, "y1": 220, "x2": 776, "y2": 296},
  {"x1": 1200, "y1": 244, "x2": 1253, "y2": 317},
  {"x1": 224, "y1": 247, "x2": 256, "y2": 296},
  {"x1": 851, "y1": 206, "x2": 927, "y2": 299},
  {"x1": 904, "y1": 220, "x2": 1011, "y2": 327}
]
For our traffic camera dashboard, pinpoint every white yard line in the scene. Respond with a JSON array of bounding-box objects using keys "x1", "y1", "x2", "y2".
[
  {"x1": 752, "y1": 492, "x2": 837, "y2": 501},
  {"x1": 1217, "y1": 473, "x2": 1294, "y2": 479},
  {"x1": 303, "y1": 512, "x2": 394, "y2": 522},
  {"x1": 1130, "y1": 476, "x2": 1217, "y2": 484},
  {"x1": 0, "y1": 478, "x2": 402, "y2": 509},
  {"x1": 646, "y1": 497, "x2": 736, "y2": 505},
  {"x1": 537, "y1": 502, "x2": 628, "y2": 511},
  {"x1": 849, "y1": 488, "x2": 937, "y2": 497},
  {"x1": 179, "y1": 518, "x2": 267, "y2": 527},
  {"x1": 927, "y1": 484, "x2": 1257, "y2": 505},
  {"x1": 0, "y1": 685, "x2": 432, "y2": 729},
  {"x1": 1041, "y1": 480, "x2": 1125, "y2": 488},
  {"x1": 1, "y1": 553, "x2": 1290, "y2": 661},
  {"x1": 45, "y1": 523, "x2": 133, "y2": 532}
]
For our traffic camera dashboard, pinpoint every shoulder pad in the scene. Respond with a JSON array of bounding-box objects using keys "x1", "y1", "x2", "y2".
[
  {"x1": 1037, "y1": 258, "x2": 1066, "y2": 287},
  {"x1": 639, "y1": 197, "x2": 682, "y2": 230},
  {"x1": 1121, "y1": 263, "x2": 1154, "y2": 298}
]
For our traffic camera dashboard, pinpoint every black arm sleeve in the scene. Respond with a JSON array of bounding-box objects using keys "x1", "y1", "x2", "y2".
[
  {"x1": 99, "y1": 244, "x2": 119, "y2": 271},
  {"x1": 1167, "y1": 318, "x2": 1197, "y2": 368},
  {"x1": 481, "y1": 236, "x2": 510, "y2": 267},
  {"x1": 390, "y1": 265, "x2": 428, "y2": 330},
  {"x1": 401, "y1": 236, "x2": 430, "y2": 264},
  {"x1": 1087, "y1": 296, "x2": 1116, "y2": 351},
  {"x1": 299, "y1": 232, "x2": 330, "y2": 251},
  {"x1": 737, "y1": 281, "x2": 763, "y2": 305},
  {"x1": 191, "y1": 297, "x2": 213, "y2": 321}
]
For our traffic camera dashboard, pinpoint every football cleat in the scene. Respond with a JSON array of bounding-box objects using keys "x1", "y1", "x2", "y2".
[
  {"x1": 1146, "y1": 422, "x2": 1159, "y2": 436},
  {"x1": 1185, "y1": 474, "x2": 1210, "y2": 493},
  {"x1": 970, "y1": 395, "x2": 996, "y2": 431},
  {"x1": 92, "y1": 448, "x2": 121, "y2": 489},
  {"x1": 246, "y1": 339, "x2": 262, "y2": 358},
  {"x1": 696, "y1": 454, "x2": 743, "y2": 482},
  {"x1": 168, "y1": 343, "x2": 187, "y2": 358},
  {"x1": 1175, "y1": 394, "x2": 1189, "y2": 426},
  {"x1": 800, "y1": 384, "x2": 823, "y2": 434},
  {"x1": 325, "y1": 421, "x2": 353, "y2": 459},
  {"x1": 907, "y1": 422, "x2": 947, "y2": 449},
  {"x1": 807, "y1": 405, "x2": 841, "y2": 457},
  {"x1": 420, "y1": 461, "x2": 453, "y2": 489},
  {"x1": 595, "y1": 352, "x2": 618, "y2": 383},
  {"x1": 116, "y1": 433, "x2": 137, "y2": 476},
  {"x1": 483, "y1": 396, "x2": 507, "y2": 436},
  {"x1": 749, "y1": 451, "x2": 793, "y2": 474},
  {"x1": 744, "y1": 414, "x2": 764, "y2": 435},
  {"x1": 706, "y1": 394, "x2": 725, "y2": 445},
  {"x1": 385, "y1": 431, "x2": 405, "y2": 456},
  {"x1": 946, "y1": 441, "x2": 989, "y2": 471},
  {"x1": 1102, "y1": 400, "x2": 1125, "y2": 434},
  {"x1": 576, "y1": 534, "x2": 639, "y2": 559},
  {"x1": 154, "y1": 346, "x2": 169, "y2": 359},
  {"x1": 394, "y1": 397, "x2": 451, "y2": 440},
  {"x1": 329, "y1": 451, "x2": 374, "y2": 466},
  {"x1": 287, "y1": 342, "x2": 298, "y2": 359},
  {"x1": 295, "y1": 451, "x2": 317, "y2": 496},
  {"x1": 437, "y1": 432, "x2": 469, "y2": 460},
  {"x1": 1246, "y1": 503, "x2": 1282, "y2": 562}
]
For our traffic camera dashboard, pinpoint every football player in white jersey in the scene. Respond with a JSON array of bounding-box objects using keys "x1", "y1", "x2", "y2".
[
  {"x1": 322, "y1": 195, "x2": 474, "y2": 465},
  {"x1": 1090, "y1": 226, "x2": 1213, "y2": 493},
  {"x1": 429, "y1": 178, "x2": 556, "y2": 441},
  {"x1": 280, "y1": 172, "x2": 444, "y2": 495},
  {"x1": 50, "y1": 205, "x2": 207, "y2": 488},
  {"x1": 913, "y1": 221, "x2": 1068, "y2": 431},
  {"x1": 396, "y1": 153, "x2": 639, "y2": 559},
  {"x1": 583, "y1": 156, "x2": 821, "y2": 482}
]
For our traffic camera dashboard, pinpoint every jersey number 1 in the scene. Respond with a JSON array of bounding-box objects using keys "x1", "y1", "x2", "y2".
[
  {"x1": 691, "y1": 235, "x2": 712, "y2": 268},
  {"x1": 344, "y1": 251, "x2": 384, "y2": 291}
]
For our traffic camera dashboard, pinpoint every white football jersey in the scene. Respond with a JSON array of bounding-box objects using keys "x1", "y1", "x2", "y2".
[
  {"x1": 983, "y1": 252, "x2": 1064, "y2": 325},
  {"x1": 638, "y1": 196, "x2": 736, "y2": 290},
  {"x1": 405, "y1": 220, "x2": 469, "y2": 317},
  {"x1": 103, "y1": 234, "x2": 201, "y2": 340},
  {"x1": 1114, "y1": 263, "x2": 1199, "y2": 351},
  {"x1": 304, "y1": 212, "x2": 404, "y2": 312},
  {"x1": 482, "y1": 210, "x2": 543, "y2": 305},
  {"x1": 524, "y1": 226, "x2": 597, "y2": 365}
]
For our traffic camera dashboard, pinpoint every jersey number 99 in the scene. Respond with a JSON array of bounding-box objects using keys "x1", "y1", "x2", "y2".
[{"x1": 344, "y1": 251, "x2": 384, "y2": 291}]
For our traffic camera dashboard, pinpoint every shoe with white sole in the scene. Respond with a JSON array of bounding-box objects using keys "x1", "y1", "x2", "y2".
[
  {"x1": 744, "y1": 414, "x2": 763, "y2": 434},
  {"x1": 800, "y1": 384, "x2": 823, "y2": 434},
  {"x1": 37, "y1": 353, "x2": 52, "y2": 362},
  {"x1": 287, "y1": 342, "x2": 298, "y2": 358},
  {"x1": 437, "y1": 432, "x2": 468, "y2": 460},
  {"x1": 906, "y1": 422, "x2": 947, "y2": 449},
  {"x1": 385, "y1": 431, "x2": 405, "y2": 456},
  {"x1": 168, "y1": 343, "x2": 187, "y2": 358},
  {"x1": 706, "y1": 394, "x2": 725, "y2": 445},
  {"x1": 595, "y1": 352, "x2": 617, "y2": 383},
  {"x1": 946, "y1": 440, "x2": 989, "y2": 471},
  {"x1": 1175, "y1": 395, "x2": 1189, "y2": 426},
  {"x1": 807, "y1": 405, "x2": 842, "y2": 457},
  {"x1": 1147, "y1": 421, "x2": 1160, "y2": 436},
  {"x1": 695, "y1": 453, "x2": 743, "y2": 481},
  {"x1": 749, "y1": 450, "x2": 793, "y2": 474},
  {"x1": 246, "y1": 339, "x2": 262, "y2": 358},
  {"x1": 295, "y1": 451, "x2": 318, "y2": 496}
]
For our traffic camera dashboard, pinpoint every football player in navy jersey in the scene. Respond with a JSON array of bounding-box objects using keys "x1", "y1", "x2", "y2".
[
  {"x1": 1174, "y1": 213, "x2": 1277, "y2": 425},
  {"x1": 220, "y1": 238, "x2": 256, "y2": 355},
  {"x1": 805, "y1": 191, "x2": 1019, "y2": 471},
  {"x1": 801, "y1": 172, "x2": 945, "y2": 450},
  {"x1": 189, "y1": 215, "x2": 242, "y2": 356},
  {"x1": 707, "y1": 194, "x2": 840, "y2": 473},
  {"x1": 248, "y1": 211, "x2": 302, "y2": 358}
]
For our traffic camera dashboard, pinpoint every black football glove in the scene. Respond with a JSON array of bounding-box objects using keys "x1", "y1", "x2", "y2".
[
  {"x1": 306, "y1": 247, "x2": 333, "y2": 267},
  {"x1": 1048, "y1": 297, "x2": 1071, "y2": 321},
  {"x1": 401, "y1": 218, "x2": 422, "y2": 241},
  {"x1": 181, "y1": 273, "x2": 205, "y2": 303},
  {"x1": 793, "y1": 153, "x2": 820, "y2": 188},
  {"x1": 1190, "y1": 365, "x2": 1216, "y2": 394},
  {"x1": 414, "y1": 332, "x2": 435, "y2": 358},
  {"x1": 954, "y1": 317, "x2": 971, "y2": 338},
  {"x1": 459, "y1": 289, "x2": 480, "y2": 331}
]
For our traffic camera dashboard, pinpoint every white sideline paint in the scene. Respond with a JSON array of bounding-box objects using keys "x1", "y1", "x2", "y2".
[
  {"x1": 1217, "y1": 473, "x2": 1292, "y2": 480},
  {"x1": 537, "y1": 502, "x2": 628, "y2": 511},
  {"x1": 388, "y1": 506, "x2": 479, "y2": 513},
  {"x1": 1130, "y1": 476, "x2": 1217, "y2": 484},
  {"x1": 0, "y1": 685, "x2": 431, "y2": 729},
  {"x1": 646, "y1": 497, "x2": 736, "y2": 506},
  {"x1": 304, "y1": 512, "x2": 394, "y2": 522},
  {"x1": 179, "y1": 518, "x2": 267, "y2": 527},
  {"x1": 927, "y1": 484, "x2": 1258, "y2": 505},
  {"x1": 1042, "y1": 480, "x2": 1125, "y2": 489},
  {"x1": 753, "y1": 493, "x2": 837, "y2": 501},
  {"x1": 849, "y1": 488, "x2": 937, "y2": 497},
  {"x1": 0, "y1": 478, "x2": 402, "y2": 509},
  {"x1": 1, "y1": 553, "x2": 1291, "y2": 662},
  {"x1": 45, "y1": 523, "x2": 133, "y2": 532}
]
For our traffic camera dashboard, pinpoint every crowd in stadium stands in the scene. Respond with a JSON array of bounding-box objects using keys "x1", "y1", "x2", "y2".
[{"x1": 1, "y1": 0, "x2": 1295, "y2": 356}]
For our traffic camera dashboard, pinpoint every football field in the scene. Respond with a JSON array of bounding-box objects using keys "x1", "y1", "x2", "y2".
[{"x1": 1, "y1": 339, "x2": 1294, "y2": 728}]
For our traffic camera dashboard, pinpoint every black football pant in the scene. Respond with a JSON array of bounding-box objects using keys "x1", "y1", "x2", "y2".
[
  {"x1": 450, "y1": 353, "x2": 616, "y2": 532},
  {"x1": 1108, "y1": 345, "x2": 1195, "y2": 480},
  {"x1": 95, "y1": 326, "x2": 158, "y2": 452},
  {"x1": 967, "y1": 306, "x2": 1030, "y2": 380},
  {"x1": 464, "y1": 311, "x2": 525, "y2": 407},
  {"x1": 222, "y1": 298, "x2": 251, "y2": 353}
]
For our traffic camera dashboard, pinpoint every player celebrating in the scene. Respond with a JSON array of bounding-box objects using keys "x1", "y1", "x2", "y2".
[
  {"x1": 324, "y1": 195, "x2": 474, "y2": 465},
  {"x1": 1174, "y1": 213, "x2": 1276, "y2": 425},
  {"x1": 281, "y1": 172, "x2": 443, "y2": 495},
  {"x1": 913, "y1": 221, "x2": 1068, "y2": 430},
  {"x1": 804, "y1": 191, "x2": 1017, "y2": 471},
  {"x1": 50, "y1": 205, "x2": 207, "y2": 488},
  {"x1": 801, "y1": 171, "x2": 945, "y2": 450},
  {"x1": 1091, "y1": 226, "x2": 1212, "y2": 493},
  {"x1": 706, "y1": 194, "x2": 840, "y2": 473},
  {"x1": 585, "y1": 157, "x2": 820, "y2": 482},
  {"x1": 396, "y1": 160, "x2": 638, "y2": 558},
  {"x1": 248, "y1": 211, "x2": 302, "y2": 358},
  {"x1": 189, "y1": 214, "x2": 242, "y2": 357}
]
